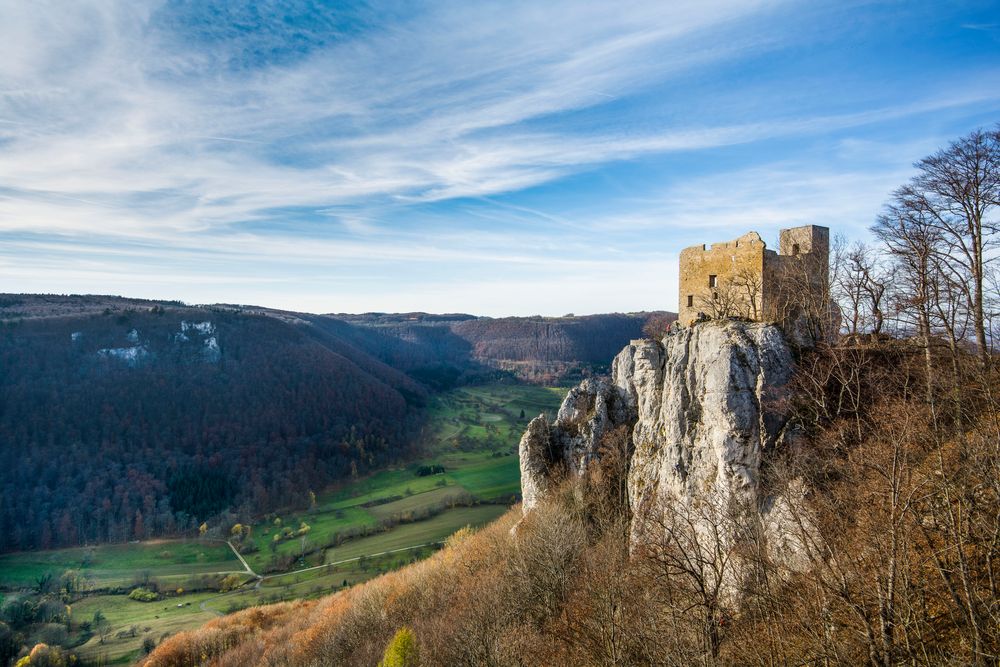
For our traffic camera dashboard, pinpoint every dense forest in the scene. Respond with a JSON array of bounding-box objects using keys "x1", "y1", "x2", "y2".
[
  {"x1": 0, "y1": 304, "x2": 427, "y2": 552},
  {"x1": 0, "y1": 298, "x2": 663, "y2": 553}
]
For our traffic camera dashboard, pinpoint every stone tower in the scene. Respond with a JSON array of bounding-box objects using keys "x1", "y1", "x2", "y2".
[
  {"x1": 778, "y1": 225, "x2": 829, "y2": 261},
  {"x1": 678, "y1": 225, "x2": 830, "y2": 328}
]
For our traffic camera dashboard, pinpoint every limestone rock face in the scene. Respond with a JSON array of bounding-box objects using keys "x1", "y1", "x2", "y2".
[
  {"x1": 617, "y1": 321, "x2": 794, "y2": 529},
  {"x1": 554, "y1": 377, "x2": 636, "y2": 478},
  {"x1": 518, "y1": 416, "x2": 553, "y2": 514},
  {"x1": 518, "y1": 320, "x2": 798, "y2": 556},
  {"x1": 519, "y1": 377, "x2": 636, "y2": 514}
]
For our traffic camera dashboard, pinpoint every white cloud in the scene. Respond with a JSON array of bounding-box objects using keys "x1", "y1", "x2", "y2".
[
  {"x1": 0, "y1": 0, "x2": 997, "y2": 313},
  {"x1": 0, "y1": 1, "x2": 792, "y2": 235}
]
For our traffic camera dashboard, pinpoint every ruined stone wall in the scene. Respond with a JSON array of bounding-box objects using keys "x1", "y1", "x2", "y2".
[
  {"x1": 763, "y1": 226, "x2": 830, "y2": 326},
  {"x1": 678, "y1": 231, "x2": 767, "y2": 325},
  {"x1": 779, "y1": 224, "x2": 829, "y2": 259},
  {"x1": 679, "y1": 226, "x2": 830, "y2": 329}
]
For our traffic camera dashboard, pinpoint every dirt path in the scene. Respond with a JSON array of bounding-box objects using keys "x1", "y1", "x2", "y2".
[
  {"x1": 198, "y1": 541, "x2": 260, "y2": 615},
  {"x1": 260, "y1": 540, "x2": 444, "y2": 581},
  {"x1": 225, "y1": 539, "x2": 259, "y2": 579},
  {"x1": 197, "y1": 540, "x2": 443, "y2": 615},
  {"x1": 198, "y1": 597, "x2": 224, "y2": 615}
]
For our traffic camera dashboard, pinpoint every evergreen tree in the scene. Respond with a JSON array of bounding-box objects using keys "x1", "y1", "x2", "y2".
[{"x1": 378, "y1": 627, "x2": 419, "y2": 667}]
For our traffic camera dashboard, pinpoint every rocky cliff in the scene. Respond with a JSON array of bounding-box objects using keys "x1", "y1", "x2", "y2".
[
  {"x1": 519, "y1": 320, "x2": 799, "y2": 565},
  {"x1": 519, "y1": 376, "x2": 636, "y2": 510}
]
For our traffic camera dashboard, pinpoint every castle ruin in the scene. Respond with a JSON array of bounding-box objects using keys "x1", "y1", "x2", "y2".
[{"x1": 678, "y1": 225, "x2": 830, "y2": 329}]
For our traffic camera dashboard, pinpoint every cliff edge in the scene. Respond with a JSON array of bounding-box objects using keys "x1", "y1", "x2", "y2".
[{"x1": 519, "y1": 320, "x2": 800, "y2": 566}]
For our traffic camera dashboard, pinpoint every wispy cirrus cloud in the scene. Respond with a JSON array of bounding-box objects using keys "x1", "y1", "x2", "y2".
[
  {"x1": 0, "y1": 1, "x2": 787, "y2": 229},
  {"x1": 0, "y1": 0, "x2": 998, "y2": 313}
]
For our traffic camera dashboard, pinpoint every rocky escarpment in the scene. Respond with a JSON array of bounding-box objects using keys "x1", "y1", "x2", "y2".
[
  {"x1": 519, "y1": 320, "x2": 800, "y2": 565},
  {"x1": 620, "y1": 321, "x2": 794, "y2": 528},
  {"x1": 519, "y1": 377, "x2": 636, "y2": 510}
]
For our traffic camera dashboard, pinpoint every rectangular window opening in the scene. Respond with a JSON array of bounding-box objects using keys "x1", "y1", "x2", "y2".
[
  {"x1": 709, "y1": 275, "x2": 718, "y2": 288},
  {"x1": 686, "y1": 295, "x2": 693, "y2": 308}
]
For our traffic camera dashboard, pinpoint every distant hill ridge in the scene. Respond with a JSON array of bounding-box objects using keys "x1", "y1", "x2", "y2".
[
  {"x1": 0, "y1": 294, "x2": 671, "y2": 551},
  {"x1": 334, "y1": 311, "x2": 676, "y2": 384},
  {"x1": 1, "y1": 295, "x2": 674, "y2": 384}
]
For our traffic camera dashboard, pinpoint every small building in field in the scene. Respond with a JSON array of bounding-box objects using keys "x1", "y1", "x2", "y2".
[{"x1": 678, "y1": 225, "x2": 830, "y2": 329}]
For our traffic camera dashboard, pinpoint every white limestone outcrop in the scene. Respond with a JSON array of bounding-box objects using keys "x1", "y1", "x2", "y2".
[
  {"x1": 616, "y1": 321, "x2": 793, "y2": 533},
  {"x1": 519, "y1": 320, "x2": 804, "y2": 571},
  {"x1": 519, "y1": 377, "x2": 635, "y2": 513}
]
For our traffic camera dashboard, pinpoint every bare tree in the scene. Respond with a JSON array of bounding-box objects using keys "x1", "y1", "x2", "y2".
[
  {"x1": 836, "y1": 244, "x2": 868, "y2": 337},
  {"x1": 697, "y1": 278, "x2": 745, "y2": 321},
  {"x1": 835, "y1": 241, "x2": 890, "y2": 336},
  {"x1": 633, "y1": 492, "x2": 758, "y2": 665},
  {"x1": 556, "y1": 530, "x2": 647, "y2": 667},
  {"x1": 886, "y1": 127, "x2": 1000, "y2": 367},
  {"x1": 696, "y1": 268, "x2": 764, "y2": 322},
  {"x1": 772, "y1": 246, "x2": 839, "y2": 345},
  {"x1": 731, "y1": 267, "x2": 764, "y2": 320},
  {"x1": 876, "y1": 198, "x2": 981, "y2": 429},
  {"x1": 873, "y1": 203, "x2": 940, "y2": 400}
]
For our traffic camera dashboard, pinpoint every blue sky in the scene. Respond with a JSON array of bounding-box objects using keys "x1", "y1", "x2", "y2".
[{"x1": 0, "y1": 1, "x2": 998, "y2": 315}]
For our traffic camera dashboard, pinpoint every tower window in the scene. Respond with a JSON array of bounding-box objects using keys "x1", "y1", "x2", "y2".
[
  {"x1": 686, "y1": 295, "x2": 693, "y2": 308},
  {"x1": 792, "y1": 243, "x2": 800, "y2": 255},
  {"x1": 708, "y1": 274, "x2": 718, "y2": 288}
]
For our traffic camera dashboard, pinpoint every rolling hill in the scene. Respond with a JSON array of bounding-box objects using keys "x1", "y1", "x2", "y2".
[
  {"x1": 332, "y1": 311, "x2": 674, "y2": 383},
  {"x1": 0, "y1": 295, "x2": 672, "y2": 553},
  {"x1": 0, "y1": 297, "x2": 426, "y2": 553}
]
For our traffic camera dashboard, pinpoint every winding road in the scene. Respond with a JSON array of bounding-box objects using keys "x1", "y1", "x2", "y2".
[{"x1": 198, "y1": 540, "x2": 442, "y2": 615}]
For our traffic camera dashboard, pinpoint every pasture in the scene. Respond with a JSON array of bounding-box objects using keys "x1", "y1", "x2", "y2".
[{"x1": 0, "y1": 383, "x2": 565, "y2": 664}]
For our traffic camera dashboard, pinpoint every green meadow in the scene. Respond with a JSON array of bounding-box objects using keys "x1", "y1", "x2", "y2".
[
  {"x1": 69, "y1": 592, "x2": 223, "y2": 664},
  {"x1": 0, "y1": 541, "x2": 241, "y2": 590},
  {"x1": 0, "y1": 383, "x2": 565, "y2": 665}
]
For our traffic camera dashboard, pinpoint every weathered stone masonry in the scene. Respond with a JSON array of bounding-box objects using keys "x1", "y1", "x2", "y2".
[{"x1": 678, "y1": 225, "x2": 829, "y2": 327}]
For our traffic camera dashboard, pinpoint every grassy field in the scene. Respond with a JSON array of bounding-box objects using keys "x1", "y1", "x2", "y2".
[
  {"x1": 366, "y1": 486, "x2": 467, "y2": 520},
  {"x1": 199, "y1": 544, "x2": 445, "y2": 616},
  {"x1": 196, "y1": 507, "x2": 509, "y2": 616},
  {"x1": 71, "y1": 591, "x2": 222, "y2": 663},
  {"x1": 0, "y1": 541, "x2": 241, "y2": 590},
  {"x1": 320, "y1": 505, "x2": 506, "y2": 564},
  {"x1": 240, "y1": 384, "x2": 562, "y2": 574},
  {"x1": 0, "y1": 383, "x2": 565, "y2": 664}
]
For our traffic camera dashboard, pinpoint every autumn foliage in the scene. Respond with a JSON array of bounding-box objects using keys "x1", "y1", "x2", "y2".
[
  {"x1": 140, "y1": 333, "x2": 999, "y2": 666},
  {"x1": 0, "y1": 307, "x2": 426, "y2": 551}
]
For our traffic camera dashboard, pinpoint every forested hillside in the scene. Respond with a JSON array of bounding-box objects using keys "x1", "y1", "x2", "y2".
[
  {"x1": 0, "y1": 297, "x2": 661, "y2": 553},
  {"x1": 0, "y1": 300, "x2": 427, "y2": 552},
  {"x1": 334, "y1": 312, "x2": 674, "y2": 383}
]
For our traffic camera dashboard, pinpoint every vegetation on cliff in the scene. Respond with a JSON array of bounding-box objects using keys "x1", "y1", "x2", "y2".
[
  {"x1": 140, "y1": 125, "x2": 1000, "y2": 667},
  {"x1": 140, "y1": 337, "x2": 999, "y2": 666}
]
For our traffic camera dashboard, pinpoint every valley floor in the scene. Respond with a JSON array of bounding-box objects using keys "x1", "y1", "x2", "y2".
[{"x1": 0, "y1": 383, "x2": 564, "y2": 665}]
